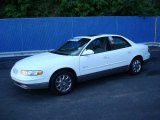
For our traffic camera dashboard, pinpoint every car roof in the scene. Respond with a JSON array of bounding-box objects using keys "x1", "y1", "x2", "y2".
[
  {"x1": 69, "y1": 34, "x2": 135, "y2": 45},
  {"x1": 74, "y1": 34, "x2": 122, "y2": 39}
]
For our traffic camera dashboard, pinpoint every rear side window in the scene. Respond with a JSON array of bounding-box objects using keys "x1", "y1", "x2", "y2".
[{"x1": 108, "y1": 36, "x2": 131, "y2": 50}]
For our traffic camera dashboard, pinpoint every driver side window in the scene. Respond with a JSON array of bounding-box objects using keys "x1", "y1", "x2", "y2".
[{"x1": 86, "y1": 37, "x2": 107, "y2": 54}]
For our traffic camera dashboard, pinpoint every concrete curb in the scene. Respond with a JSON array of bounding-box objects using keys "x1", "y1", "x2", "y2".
[
  {"x1": 144, "y1": 42, "x2": 160, "y2": 47},
  {"x1": 0, "y1": 49, "x2": 53, "y2": 58}
]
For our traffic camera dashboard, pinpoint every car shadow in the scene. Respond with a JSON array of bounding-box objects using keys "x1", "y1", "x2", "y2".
[{"x1": 75, "y1": 71, "x2": 130, "y2": 91}]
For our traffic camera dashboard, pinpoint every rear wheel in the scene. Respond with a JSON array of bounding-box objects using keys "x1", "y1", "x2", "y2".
[
  {"x1": 129, "y1": 58, "x2": 143, "y2": 75},
  {"x1": 49, "y1": 70, "x2": 75, "y2": 95}
]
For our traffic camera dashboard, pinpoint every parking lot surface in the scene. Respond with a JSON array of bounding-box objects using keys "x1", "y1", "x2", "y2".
[{"x1": 0, "y1": 47, "x2": 160, "y2": 120}]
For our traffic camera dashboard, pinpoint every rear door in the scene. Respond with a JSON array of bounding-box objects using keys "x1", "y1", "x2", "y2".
[{"x1": 105, "y1": 36, "x2": 133, "y2": 69}]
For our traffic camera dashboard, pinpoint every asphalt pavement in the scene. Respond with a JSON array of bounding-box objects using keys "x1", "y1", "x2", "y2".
[{"x1": 0, "y1": 47, "x2": 160, "y2": 120}]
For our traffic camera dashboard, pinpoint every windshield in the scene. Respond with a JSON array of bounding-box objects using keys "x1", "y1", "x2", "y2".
[{"x1": 53, "y1": 38, "x2": 90, "y2": 55}]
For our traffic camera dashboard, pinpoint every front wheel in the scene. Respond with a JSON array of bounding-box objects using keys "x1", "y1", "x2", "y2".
[
  {"x1": 129, "y1": 58, "x2": 142, "y2": 75},
  {"x1": 49, "y1": 70, "x2": 75, "y2": 95}
]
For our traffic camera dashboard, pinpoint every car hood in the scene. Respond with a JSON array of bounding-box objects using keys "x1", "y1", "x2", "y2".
[{"x1": 14, "y1": 52, "x2": 67, "y2": 70}]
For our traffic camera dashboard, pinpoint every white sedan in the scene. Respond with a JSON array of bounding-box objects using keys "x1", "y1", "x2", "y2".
[{"x1": 11, "y1": 34, "x2": 150, "y2": 95}]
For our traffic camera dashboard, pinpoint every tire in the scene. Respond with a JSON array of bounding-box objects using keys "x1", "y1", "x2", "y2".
[
  {"x1": 49, "y1": 70, "x2": 75, "y2": 95},
  {"x1": 129, "y1": 57, "x2": 143, "y2": 75}
]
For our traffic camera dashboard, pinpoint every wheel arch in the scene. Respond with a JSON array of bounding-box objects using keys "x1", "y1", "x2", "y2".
[
  {"x1": 49, "y1": 67, "x2": 77, "y2": 85},
  {"x1": 131, "y1": 55, "x2": 144, "y2": 65}
]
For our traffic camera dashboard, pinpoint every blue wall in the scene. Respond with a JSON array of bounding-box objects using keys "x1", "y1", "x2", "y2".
[
  {"x1": 0, "y1": 16, "x2": 157, "y2": 53},
  {"x1": 157, "y1": 17, "x2": 160, "y2": 42}
]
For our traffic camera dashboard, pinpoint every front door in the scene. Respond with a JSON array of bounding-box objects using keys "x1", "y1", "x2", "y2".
[{"x1": 79, "y1": 37, "x2": 108, "y2": 76}]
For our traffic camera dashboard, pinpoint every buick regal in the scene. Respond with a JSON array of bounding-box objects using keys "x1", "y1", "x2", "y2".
[{"x1": 11, "y1": 34, "x2": 150, "y2": 95}]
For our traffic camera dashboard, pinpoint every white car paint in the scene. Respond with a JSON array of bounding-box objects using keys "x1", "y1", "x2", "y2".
[{"x1": 10, "y1": 34, "x2": 150, "y2": 89}]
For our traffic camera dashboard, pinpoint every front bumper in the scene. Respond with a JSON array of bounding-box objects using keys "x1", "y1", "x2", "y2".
[
  {"x1": 13, "y1": 80, "x2": 48, "y2": 89},
  {"x1": 11, "y1": 73, "x2": 49, "y2": 89}
]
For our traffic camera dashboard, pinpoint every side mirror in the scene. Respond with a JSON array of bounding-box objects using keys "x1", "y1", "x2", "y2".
[{"x1": 82, "y1": 49, "x2": 94, "y2": 56}]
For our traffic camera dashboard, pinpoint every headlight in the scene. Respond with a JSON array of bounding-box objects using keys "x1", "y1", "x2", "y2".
[{"x1": 20, "y1": 70, "x2": 43, "y2": 76}]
